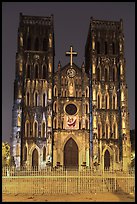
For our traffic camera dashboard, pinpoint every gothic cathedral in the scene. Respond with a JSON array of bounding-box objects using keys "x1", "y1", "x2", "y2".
[{"x1": 11, "y1": 13, "x2": 131, "y2": 171}]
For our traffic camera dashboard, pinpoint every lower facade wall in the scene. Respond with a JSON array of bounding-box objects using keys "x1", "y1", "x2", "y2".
[{"x1": 2, "y1": 168, "x2": 135, "y2": 195}]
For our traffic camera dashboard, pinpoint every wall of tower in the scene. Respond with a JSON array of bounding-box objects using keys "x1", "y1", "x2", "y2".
[{"x1": 11, "y1": 13, "x2": 55, "y2": 169}]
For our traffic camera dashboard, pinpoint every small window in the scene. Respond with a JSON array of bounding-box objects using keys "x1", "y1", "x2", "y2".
[
  {"x1": 27, "y1": 36, "x2": 31, "y2": 50},
  {"x1": 43, "y1": 147, "x2": 46, "y2": 161},
  {"x1": 35, "y1": 65, "x2": 39, "y2": 79},
  {"x1": 26, "y1": 64, "x2": 30, "y2": 78},
  {"x1": 35, "y1": 38, "x2": 39, "y2": 51},
  {"x1": 97, "y1": 41, "x2": 100, "y2": 54},
  {"x1": 105, "y1": 41, "x2": 108, "y2": 55}
]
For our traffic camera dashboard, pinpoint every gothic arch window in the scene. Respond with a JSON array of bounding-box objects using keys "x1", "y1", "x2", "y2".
[
  {"x1": 54, "y1": 118, "x2": 57, "y2": 129},
  {"x1": 112, "y1": 94, "x2": 117, "y2": 109},
  {"x1": 96, "y1": 41, "x2": 100, "y2": 54},
  {"x1": 27, "y1": 36, "x2": 31, "y2": 50},
  {"x1": 26, "y1": 92, "x2": 30, "y2": 106},
  {"x1": 85, "y1": 119, "x2": 88, "y2": 129},
  {"x1": 43, "y1": 93, "x2": 45, "y2": 107},
  {"x1": 105, "y1": 94, "x2": 109, "y2": 109},
  {"x1": 86, "y1": 103, "x2": 89, "y2": 114},
  {"x1": 105, "y1": 41, "x2": 108, "y2": 55},
  {"x1": 105, "y1": 123, "x2": 110, "y2": 139},
  {"x1": 54, "y1": 86, "x2": 57, "y2": 97},
  {"x1": 97, "y1": 67, "x2": 101, "y2": 81},
  {"x1": 34, "y1": 37, "x2": 39, "y2": 51},
  {"x1": 85, "y1": 87, "x2": 89, "y2": 97},
  {"x1": 24, "y1": 146, "x2": 27, "y2": 161},
  {"x1": 97, "y1": 93, "x2": 101, "y2": 109},
  {"x1": 112, "y1": 42, "x2": 115, "y2": 55},
  {"x1": 26, "y1": 64, "x2": 30, "y2": 78},
  {"x1": 43, "y1": 146, "x2": 46, "y2": 161},
  {"x1": 35, "y1": 64, "x2": 39, "y2": 79},
  {"x1": 42, "y1": 65, "x2": 47, "y2": 79},
  {"x1": 34, "y1": 92, "x2": 38, "y2": 106},
  {"x1": 41, "y1": 122, "x2": 46, "y2": 138},
  {"x1": 98, "y1": 123, "x2": 102, "y2": 139},
  {"x1": 33, "y1": 121, "x2": 38, "y2": 137},
  {"x1": 43, "y1": 38, "x2": 48, "y2": 51},
  {"x1": 79, "y1": 120, "x2": 81, "y2": 129},
  {"x1": 25, "y1": 120, "x2": 30, "y2": 137},
  {"x1": 105, "y1": 67, "x2": 108, "y2": 81},
  {"x1": 54, "y1": 101, "x2": 57, "y2": 113},
  {"x1": 113, "y1": 122, "x2": 118, "y2": 139}
]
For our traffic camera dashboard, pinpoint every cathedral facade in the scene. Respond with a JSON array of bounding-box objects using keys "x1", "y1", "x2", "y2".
[{"x1": 11, "y1": 13, "x2": 131, "y2": 171}]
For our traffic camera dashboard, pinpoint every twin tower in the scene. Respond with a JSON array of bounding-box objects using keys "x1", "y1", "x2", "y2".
[{"x1": 11, "y1": 13, "x2": 131, "y2": 171}]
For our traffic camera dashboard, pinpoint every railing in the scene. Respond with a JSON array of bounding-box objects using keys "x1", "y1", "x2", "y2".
[{"x1": 2, "y1": 167, "x2": 135, "y2": 195}]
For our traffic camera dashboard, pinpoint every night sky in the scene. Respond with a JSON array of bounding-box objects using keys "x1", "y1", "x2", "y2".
[{"x1": 2, "y1": 2, "x2": 135, "y2": 143}]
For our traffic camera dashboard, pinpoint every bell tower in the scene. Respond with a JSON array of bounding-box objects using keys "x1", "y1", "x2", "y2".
[
  {"x1": 11, "y1": 13, "x2": 55, "y2": 169},
  {"x1": 85, "y1": 17, "x2": 131, "y2": 170}
]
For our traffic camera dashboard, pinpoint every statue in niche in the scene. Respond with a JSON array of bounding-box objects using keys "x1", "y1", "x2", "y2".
[{"x1": 68, "y1": 78, "x2": 75, "y2": 97}]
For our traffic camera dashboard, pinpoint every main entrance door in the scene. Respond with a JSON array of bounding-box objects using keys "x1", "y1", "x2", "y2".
[
  {"x1": 32, "y1": 148, "x2": 38, "y2": 168},
  {"x1": 104, "y1": 150, "x2": 110, "y2": 170},
  {"x1": 64, "y1": 138, "x2": 78, "y2": 168}
]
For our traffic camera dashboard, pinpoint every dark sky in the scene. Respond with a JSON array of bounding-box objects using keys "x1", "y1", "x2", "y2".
[{"x1": 2, "y1": 2, "x2": 135, "y2": 143}]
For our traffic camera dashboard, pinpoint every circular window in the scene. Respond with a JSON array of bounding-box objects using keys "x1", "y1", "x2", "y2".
[{"x1": 65, "y1": 104, "x2": 77, "y2": 115}]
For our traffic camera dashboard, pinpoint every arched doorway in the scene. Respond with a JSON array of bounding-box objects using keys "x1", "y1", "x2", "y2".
[
  {"x1": 32, "y1": 148, "x2": 38, "y2": 168},
  {"x1": 104, "y1": 150, "x2": 110, "y2": 170},
  {"x1": 64, "y1": 138, "x2": 78, "y2": 168}
]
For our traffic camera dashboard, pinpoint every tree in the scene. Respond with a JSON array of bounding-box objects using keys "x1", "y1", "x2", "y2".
[{"x1": 2, "y1": 142, "x2": 11, "y2": 167}]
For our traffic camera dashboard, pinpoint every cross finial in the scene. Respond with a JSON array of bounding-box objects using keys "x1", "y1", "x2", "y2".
[{"x1": 66, "y1": 46, "x2": 77, "y2": 67}]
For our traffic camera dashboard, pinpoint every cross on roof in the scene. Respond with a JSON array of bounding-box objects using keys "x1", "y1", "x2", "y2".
[{"x1": 66, "y1": 46, "x2": 78, "y2": 67}]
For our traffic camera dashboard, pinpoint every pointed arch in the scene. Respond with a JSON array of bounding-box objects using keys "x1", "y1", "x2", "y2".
[
  {"x1": 25, "y1": 120, "x2": 30, "y2": 137},
  {"x1": 112, "y1": 122, "x2": 118, "y2": 139},
  {"x1": 26, "y1": 64, "x2": 30, "y2": 78},
  {"x1": 112, "y1": 93, "x2": 117, "y2": 109},
  {"x1": 105, "y1": 122, "x2": 110, "y2": 139},
  {"x1": 43, "y1": 146, "x2": 46, "y2": 161},
  {"x1": 105, "y1": 93, "x2": 109, "y2": 109},
  {"x1": 24, "y1": 146, "x2": 27, "y2": 161},
  {"x1": 96, "y1": 41, "x2": 100, "y2": 54},
  {"x1": 85, "y1": 87, "x2": 89, "y2": 97},
  {"x1": 104, "y1": 149, "x2": 110, "y2": 170},
  {"x1": 85, "y1": 119, "x2": 89, "y2": 129},
  {"x1": 34, "y1": 64, "x2": 39, "y2": 79},
  {"x1": 26, "y1": 92, "x2": 30, "y2": 106},
  {"x1": 85, "y1": 103, "x2": 89, "y2": 114},
  {"x1": 97, "y1": 67, "x2": 101, "y2": 81},
  {"x1": 43, "y1": 92, "x2": 47, "y2": 107},
  {"x1": 32, "y1": 148, "x2": 38, "y2": 168},
  {"x1": 34, "y1": 91, "x2": 38, "y2": 107},
  {"x1": 27, "y1": 36, "x2": 31, "y2": 50},
  {"x1": 112, "y1": 41, "x2": 115, "y2": 55},
  {"x1": 41, "y1": 121, "x2": 46, "y2": 138},
  {"x1": 43, "y1": 38, "x2": 48, "y2": 51},
  {"x1": 98, "y1": 122, "x2": 102, "y2": 139},
  {"x1": 42, "y1": 64, "x2": 48, "y2": 79},
  {"x1": 97, "y1": 92, "x2": 102, "y2": 109},
  {"x1": 53, "y1": 118, "x2": 57, "y2": 129},
  {"x1": 64, "y1": 138, "x2": 78, "y2": 167},
  {"x1": 34, "y1": 37, "x2": 39, "y2": 51},
  {"x1": 53, "y1": 101, "x2": 57, "y2": 113},
  {"x1": 105, "y1": 41, "x2": 108, "y2": 55},
  {"x1": 54, "y1": 85, "x2": 58, "y2": 97},
  {"x1": 33, "y1": 120, "x2": 38, "y2": 137}
]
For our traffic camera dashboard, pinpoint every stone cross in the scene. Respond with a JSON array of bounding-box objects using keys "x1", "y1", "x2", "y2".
[{"x1": 66, "y1": 46, "x2": 77, "y2": 67}]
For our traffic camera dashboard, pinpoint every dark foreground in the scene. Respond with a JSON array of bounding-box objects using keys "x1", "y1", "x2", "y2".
[{"x1": 2, "y1": 192, "x2": 135, "y2": 202}]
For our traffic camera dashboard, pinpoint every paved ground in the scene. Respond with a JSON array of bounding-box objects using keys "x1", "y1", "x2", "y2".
[{"x1": 2, "y1": 192, "x2": 135, "y2": 202}]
